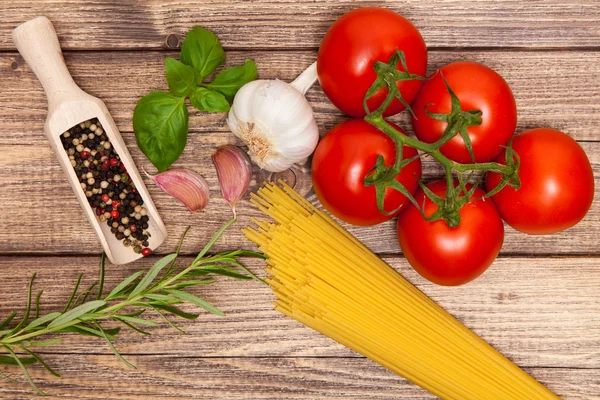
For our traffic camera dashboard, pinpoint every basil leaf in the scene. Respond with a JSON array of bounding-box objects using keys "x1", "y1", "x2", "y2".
[
  {"x1": 205, "y1": 59, "x2": 258, "y2": 102},
  {"x1": 180, "y1": 26, "x2": 225, "y2": 79},
  {"x1": 189, "y1": 87, "x2": 230, "y2": 113},
  {"x1": 165, "y1": 57, "x2": 197, "y2": 97},
  {"x1": 133, "y1": 92, "x2": 188, "y2": 172}
]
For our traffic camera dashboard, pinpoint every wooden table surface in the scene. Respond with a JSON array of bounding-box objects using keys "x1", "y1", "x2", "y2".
[{"x1": 1, "y1": 1, "x2": 600, "y2": 399}]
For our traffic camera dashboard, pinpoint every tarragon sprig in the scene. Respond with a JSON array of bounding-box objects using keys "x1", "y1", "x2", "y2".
[{"x1": 0, "y1": 219, "x2": 264, "y2": 395}]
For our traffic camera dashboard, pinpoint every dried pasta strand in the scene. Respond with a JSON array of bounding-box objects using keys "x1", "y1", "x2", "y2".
[{"x1": 244, "y1": 182, "x2": 561, "y2": 400}]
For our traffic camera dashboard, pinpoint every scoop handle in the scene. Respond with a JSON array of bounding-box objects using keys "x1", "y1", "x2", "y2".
[{"x1": 12, "y1": 16, "x2": 78, "y2": 107}]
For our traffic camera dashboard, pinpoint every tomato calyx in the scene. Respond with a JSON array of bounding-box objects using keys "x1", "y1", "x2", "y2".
[
  {"x1": 363, "y1": 151, "x2": 422, "y2": 216},
  {"x1": 423, "y1": 74, "x2": 482, "y2": 162},
  {"x1": 363, "y1": 50, "x2": 425, "y2": 116},
  {"x1": 482, "y1": 143, "x2": 521, "y2": 198},
  {"x1": 419, "y1": 177, "x2": 478, "y2": 228}
]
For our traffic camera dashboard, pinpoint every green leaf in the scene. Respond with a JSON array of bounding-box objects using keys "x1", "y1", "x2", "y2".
[
  {"x1": 133, "y1": 91, "x2": 188, "y2": 172},
  {"x1": 117, "y1": 319, "x2": 151, "y2": 336},
  {"x1": 113, "y1": 315, "x2": 158, "y2": 327},
  {"x1": 0, "y1": 355, "x2": 36, "y2": 366},
  {"x1": 205, "y1": 59, "x2": 257, "y2": 102},
  {"x1": 24, "y1": 312, "x2": 61, "y2": 331},
  {"x1": 34, "y1": 290, "x2": 43, "y2": 319},
  {"x1": 152, "y1": 304, "x2": 199, "y2": 320},
  {"x1": 167, "y1": 279, "x2": 217, "y2": 289},
  {"x1": 129, "y1": 253, "x2": 178, "y2": 299},
  {"x1": 0, "y1": 313, "x2": 16, "y2": 331},
  {"x1": 97, "y1": 253, "x2": 106, "y2": 300},
  {"x1": 151, "y1": 306, "x2": 187, "y2": 334},
  {"x1": 58, "y1": 325, "x2": 120, "y2": 341},
  {"x1": 200, "y1": 268, "x2": 252, "y2": 281},
  {"x1": 165, "y1": 57, "x2": 198, "y2": 97},
  {"x1": 193, "y1": 219, "x2": 236, "y2": 264},
  {"x1": 106, "y1": 270, "x2": 145, "y2": 301},
  {"x1": 48, "y1": 300, "x2": 106, "y2": 328},
  {"x1": 180, "y1": 26, "x2": 225, "y2": 79},
  {"x1": 27, "y1": 338, "x2": 62, "y2": 347},
  {"x1": 143, "y1": 293, "x2": 176, "y2": 302},
  {"x1": 10, "y1": 273, "x2": 36, "y2": 336},
  {"x1": 64, "y1": 273, "x2": 83, "y2": 312},
  {"x1": 21, "y1": 348, "x2": 60, "y2": 377},
  {"x1": 165, "y1": 289, "x2": 225, "y2": 316},
  {"x1": 2, "y1": 345, "x2": 44, "y2": 395},
  {"x1": 189, "y1": 87, "x2": 230, "y2": 113},
  {"x1": 93, "y1": 322, "x2": 136, "y2": 369}
]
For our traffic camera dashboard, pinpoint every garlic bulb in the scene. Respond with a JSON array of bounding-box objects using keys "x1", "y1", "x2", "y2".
[{"x1": 227, "y1": 62, "x2": 319, "y2": 172}]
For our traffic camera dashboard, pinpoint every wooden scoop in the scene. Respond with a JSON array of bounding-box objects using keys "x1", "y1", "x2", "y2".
[{"x1": 13, "y1": 16, "x2": 167, "y2": 264}]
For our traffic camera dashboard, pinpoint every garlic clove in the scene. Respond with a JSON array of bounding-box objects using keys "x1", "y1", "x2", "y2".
[
  {"x1": 146, "y1": 169, "x2": 209, "y2": 213},
  {"x1": 212, "y1": 145, "x2": 253, "y2": 217}
]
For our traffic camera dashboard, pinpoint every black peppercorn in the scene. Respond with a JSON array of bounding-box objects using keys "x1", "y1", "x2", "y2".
[
  {"x1": 142, "y1": 223, "x2": 149, "y2": 230},
  {"x1": 111, "y1": 227, "x2": 118, "y2": 234},
  {"x1": 116, "y1": 232, "x2": 125, "y2": 240}
]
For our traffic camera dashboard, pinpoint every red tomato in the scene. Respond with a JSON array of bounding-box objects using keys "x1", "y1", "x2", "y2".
[
  {"x1": 317, "y1": 7, "x2": 427, "y2": 118},
  {"x1": 397, "y1": 180, "x2": 504, "y2": 286},
  {"x1": 486, "y1": 128, "x2": 594, "y2": 234},
  {"x1": 412, "y1": 62, "x2": 517, "y2": 163},
  {"x1": 312, "y1": 119, "x2": 422, "y2": 226}
]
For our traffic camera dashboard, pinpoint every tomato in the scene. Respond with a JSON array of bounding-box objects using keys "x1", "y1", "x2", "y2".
[
  {"x1": 486, "y1": 128, "x2": 594, "y2": 235},
  {"x1": 317, "y1": 7, "x2": 427, "y2": 118},
  {"x1": 312, "y1": 119, "x2": 422, "y2": 226},
  {"x1": 412, "y1": 61, "x2": 517, "y2": 163},
  {"x1": 397, "y1": 180, "x2": 504, "y2": 286}
]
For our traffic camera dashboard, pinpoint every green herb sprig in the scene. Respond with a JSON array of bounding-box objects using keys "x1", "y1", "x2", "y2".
[
  {"x1": 133, "y1": 26, "x2": 258, "y2": 172},
  {"x1": 0, "y1": 220, "x2": 264, "y2": 395}
]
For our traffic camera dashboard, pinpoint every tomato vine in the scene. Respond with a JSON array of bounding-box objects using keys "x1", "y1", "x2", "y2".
[{"x1": 363, "y1": 50, "x2": 521, "y2": 227}]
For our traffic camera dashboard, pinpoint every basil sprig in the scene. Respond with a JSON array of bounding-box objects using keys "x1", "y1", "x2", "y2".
[{"x1": 133, "y1": 27, "x2": 258, "y2": 172}]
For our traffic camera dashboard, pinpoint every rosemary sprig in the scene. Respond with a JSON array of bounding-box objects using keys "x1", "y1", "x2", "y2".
[{"x1": 0, "y1": 219, "x2": 264, "y2": 395}]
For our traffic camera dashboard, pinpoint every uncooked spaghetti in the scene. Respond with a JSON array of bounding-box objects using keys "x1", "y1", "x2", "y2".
[{"x1": 243, "y1": 182, "x2": 560, "y2": 400}]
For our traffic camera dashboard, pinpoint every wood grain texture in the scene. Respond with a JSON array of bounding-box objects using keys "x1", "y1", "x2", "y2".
[
  {"x1": 1, "y1": 355, "x2": 598, "y2": 400},
  {"x1": 1, "y1": 137, "x2": 598, "y2": 256},
  {"x1": 3, "y1": 50, "x2": 600, "y2": 141},
  {"x1": 1, "y1": 49, "x2": 599, "y2": 255},
  {"x1": 1, "y1": 1, "x2": 600, "y2": 50},
  {"x1": 0, "y1": 256, "x2": 598, "y2": 370}
]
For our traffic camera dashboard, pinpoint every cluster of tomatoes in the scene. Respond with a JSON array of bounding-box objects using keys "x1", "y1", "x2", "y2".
[{"x1": 311, "y1": 7, "x2": 595, "y2": 286}]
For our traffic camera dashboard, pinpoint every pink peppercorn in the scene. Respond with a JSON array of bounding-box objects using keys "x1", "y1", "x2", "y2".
[
  {"x1": 141, "y1": 248, "x2": 152, "y2": 256},
  {"x1": 110, "y1": 210, "x2": 120, "y2": 219}
]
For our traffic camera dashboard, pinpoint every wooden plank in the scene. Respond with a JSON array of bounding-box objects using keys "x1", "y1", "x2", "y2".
[
  {"x1": 1, "y1": 355, "x2": 597, "y2": 400},
  {"x1": 0, "y1": 256, "x2": 598, "y2": 370},
  {"x1": 1, "y1": 1, "x2": 600, "y2": 50},
  {"x1": 2, "y1": 49, "x2": 599, "y2": 255},
  {"x1": 3, "y1": 50, "x2": 600, "y2": 142},
  {"x1": 0, "y1": 137, "x2": 598, "y2": 256}
]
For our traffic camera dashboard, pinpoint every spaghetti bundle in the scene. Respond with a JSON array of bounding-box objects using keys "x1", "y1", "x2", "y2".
[{"x1": 243, "y1": 182, "x2": 560, "y2": 400}]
